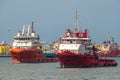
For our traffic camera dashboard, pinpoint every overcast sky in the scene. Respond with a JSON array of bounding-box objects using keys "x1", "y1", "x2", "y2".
[{"x1": 0, "y1": 0, "x2": 120, "y2": 44}]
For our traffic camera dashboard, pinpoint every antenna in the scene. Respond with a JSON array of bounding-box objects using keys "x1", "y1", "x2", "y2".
[{"x1": 74, "y1": 10, "x2": 80, "y2": 32}]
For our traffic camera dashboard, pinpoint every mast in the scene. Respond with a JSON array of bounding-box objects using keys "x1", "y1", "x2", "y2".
[
  {"x1": 32, "y1": 20, "x2": 34, "y2": 33},
  {"x1": 74, "y1": 10, "x2": 80, "y2": 32}
]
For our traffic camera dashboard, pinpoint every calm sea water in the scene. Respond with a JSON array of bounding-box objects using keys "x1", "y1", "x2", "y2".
[{"x1": 0, "y1": 57, "x2": 120, "y2": 80}]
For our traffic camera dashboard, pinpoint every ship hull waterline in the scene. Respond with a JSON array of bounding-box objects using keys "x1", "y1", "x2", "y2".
[
  {"x1": 56, "y1": 52, "x2": 118, "y2": 68},
  {"x1": 10, "y1": 48, "x2": 58, "y2": 63}
]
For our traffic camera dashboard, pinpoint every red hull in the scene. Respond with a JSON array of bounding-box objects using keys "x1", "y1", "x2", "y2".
[
  {"x1": 56, "y1": 51, "x2": 117, "y2": 68},
  {"x1": 56, "y1": 11, "x2": 118, "y2": 68},
  {"x1": 10, "y1": 48, "x2": 58, "y2": 63}
]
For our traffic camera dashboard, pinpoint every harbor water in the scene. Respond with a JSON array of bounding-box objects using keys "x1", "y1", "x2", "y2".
[{"x1": 0, "y1": 57, "x2": 120, "y2": 80}]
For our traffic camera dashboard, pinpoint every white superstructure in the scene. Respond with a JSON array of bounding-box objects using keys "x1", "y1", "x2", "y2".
[
  {"x1": 12, "y1": 22, "x2": 40, "y2": 48},
  {"x1": 58, "y1": 10, "x2": 91, "y2": 54},
  {"x1": 59, "y1": 43, "x2": 86, "y2": 54}
]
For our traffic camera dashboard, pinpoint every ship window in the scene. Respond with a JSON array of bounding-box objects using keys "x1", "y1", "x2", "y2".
[
  {"x1": 19, "y1": 38, "x2": 21, "y2": 40},
  {"x1": 27, "y1": 38, "x2": 29, "y2": 40},
  {"x1": 21, "y1": 38, "x2": 23, "y2": 40},
  {"x1": 67, "y1": 39, "x2": 70, "y2": 41},
  {"x1": 15, "y1": 38, "x2": 18, "y2": 40},
  {"x1": 83, "y1": 40, "x2": 85, "y2": 42},
  {"x1": 66, "y1": 39, "x2": 70, "y2": 43},
  {"x1": 73, "y1": 39, "x2": 77, "y2": 43},
  {"x1": 70, "y1": 39, "x2": 72, "y2": 43},
  {"x1": 73, "y1": 39, "x2": 75, "y2": 41},
  {"x1": 28, "y1": 38, "x2": 30, "y2": 40}
]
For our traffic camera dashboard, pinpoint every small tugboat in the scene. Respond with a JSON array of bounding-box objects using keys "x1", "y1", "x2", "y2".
[
  {"x1": 10, "y1": 21, "x2": 58, "y2": 63},
  {"x1": 56, "y1": 11, "x2": 118, "y2": 68}
]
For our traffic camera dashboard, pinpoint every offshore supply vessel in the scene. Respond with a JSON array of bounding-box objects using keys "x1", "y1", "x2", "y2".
[
  {"x1": 56, "y1": 11, "x2": 117, "y2": 68},
  {"x1": 96, "y1": 34, "x2": 120, "y2": 57},
  {"x1": 0, "y1": 41, "x2": 11, "y2": 56},
  {"x1": 10, "y1": 21, "x2": 58, "y2": 63}
]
